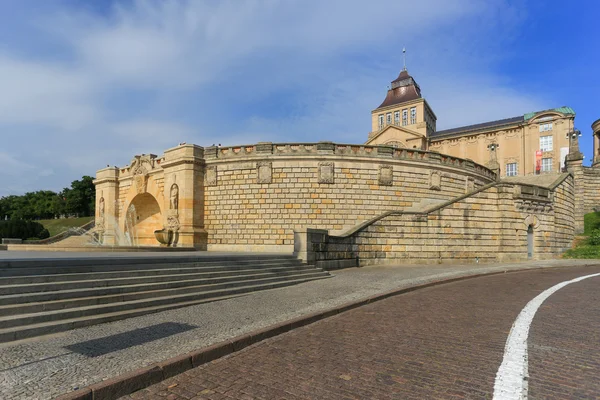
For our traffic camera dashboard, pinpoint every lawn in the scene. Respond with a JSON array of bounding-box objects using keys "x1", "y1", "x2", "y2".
[
  {"x1": 562, "y1": 243, "x2": 600, "y2": 259},
  {"x1": 583, "y1": 211, "x2": 600, "y2": 235},
  {"x1": 38, "y1": 216, "x2": 94, "y2": 237},
  {"x1": 563, "y1": 211, "x2": 600, "y2": 259}
]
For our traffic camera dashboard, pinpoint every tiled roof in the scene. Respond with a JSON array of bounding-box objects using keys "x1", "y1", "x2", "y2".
[
  {"x1": 524, "y1": 106, "x2": 575, "y2": 121},
  {"x1": 376, "y1": 69, "x2": 422, "y2": 109},
  {"x1": 431, "y1": 115, "x2": 524, "y2": 139},
  {"x1": 431, "y1": 106, "x2": 576, "y2": 140}
]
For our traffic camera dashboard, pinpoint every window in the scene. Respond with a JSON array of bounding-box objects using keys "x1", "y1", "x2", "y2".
[
  {"x1": 506, "y1": 163, "x2": 518, "y2": 177},
  {"x1": 402, "y1": 109, "x2": 408, "y2": 126},
  {"x1": 540, "y1": 135, "x2": 553, "y2": 152},
  {"x1": 378, "y1": 114, "x2": 384, "y2": 128},
  {"x1": 539, "y1": 123, "x2": 553, "y2": 132},
  {"x1": 410, "y1": 107, "x2": 417, "y2": 124},
  {"x1": 386, "y1": 113, "x2": 392, "y2": 125},
  {"x1": 394, "y1": 111, "x2": 400, "y2": 123},
  {"x1": 541, "y1": 157, "x2": 552, "y2": 172}
]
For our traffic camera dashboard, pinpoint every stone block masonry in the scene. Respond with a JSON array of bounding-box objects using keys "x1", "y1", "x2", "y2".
[
  {"x1": 95, "y1": 141, "x2": 577, "y2": 263},
  {"x1": 303, "y1": 175, "x2": 575, "y2": 266},
  {"x1": 203, "y1": 143, "x2": 495, "y2": 252}
]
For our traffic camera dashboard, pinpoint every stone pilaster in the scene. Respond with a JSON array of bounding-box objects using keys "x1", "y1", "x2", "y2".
[
  {"x1": 161, "y1": 144, "x2": 208, "y2": 249},
  {"x1": 592, "y1": 118, "x2": 600, "y2": 166},
  {"x1": 93, "y1": 167, "x2": 120, "y2": 245},
  {"x1": 566, "y1": 133, "x2": 585, "y2": 234}
]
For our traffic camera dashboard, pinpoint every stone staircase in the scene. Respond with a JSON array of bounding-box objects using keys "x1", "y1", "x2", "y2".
[{"x1": 0, "y1": 254, "x2": 330, "y2": 343}]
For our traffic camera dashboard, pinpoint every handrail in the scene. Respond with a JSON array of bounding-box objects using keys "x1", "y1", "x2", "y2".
[{"x1": 23, "y1": 219, "x2": 96, "y2": 245}]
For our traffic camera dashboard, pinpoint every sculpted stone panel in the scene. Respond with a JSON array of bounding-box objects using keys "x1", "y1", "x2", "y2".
[
  {"x1": 167, "y1": 215, "x2": 180, "y2": 231},
  {"x1": 318, "y1": 162, "x2": 334, "y2": 184},
  {"x1": 379, "y1": 165, "x2": 393, "y2": 186},
  {"x1": 169, "y1": 184, "x2": 179, "y2": 213},
  {"x1": 205, "y1": 166, "x2": 217, "y2": 186},
  {"x1": 465, "y1": 177, "x2": 475, "y2": 193},
  {"x1": 430, "y1": 171, "x2": 441, "y2": 191},
  {"x1": 257, "y1": 161, "x2": 272, "y2": 184}
]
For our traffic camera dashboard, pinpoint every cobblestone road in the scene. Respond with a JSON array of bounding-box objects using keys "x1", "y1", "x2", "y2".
[{"x1": 123, "y1": 266, "x2": 600, "y2": 400}]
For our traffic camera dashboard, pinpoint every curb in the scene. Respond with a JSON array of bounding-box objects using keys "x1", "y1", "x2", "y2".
[{"x1": 54, "y1": 264, "x2": 593, "y2": 400}]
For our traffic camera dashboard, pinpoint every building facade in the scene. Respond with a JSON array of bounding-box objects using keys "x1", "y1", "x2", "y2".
[
  {"x1": 365, "y1": 69, "x2": 577, "y2": 178},
  {"x1": 94, "y1": 67, "x2": 600, "y2": 265}
]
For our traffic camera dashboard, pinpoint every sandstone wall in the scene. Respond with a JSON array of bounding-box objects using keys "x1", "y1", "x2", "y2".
[
  {"x1": 582, "y1": 167, "x2": 600, "y2": 214},
  {"x1": 203, "y1": 143, "x2": 496, "y2": 252},
  {"x1": 304, "y1": 175, "x2": 575, "y2": 267}
]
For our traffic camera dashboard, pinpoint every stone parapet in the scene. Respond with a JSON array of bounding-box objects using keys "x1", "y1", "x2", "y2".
[{"x1": 203, "y1": 142, "x2": 497, "y2": 181}]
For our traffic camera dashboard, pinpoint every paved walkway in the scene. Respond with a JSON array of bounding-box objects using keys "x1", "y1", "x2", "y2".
[
  {"x1": 123, "y1": 265, "x2": 600, "y2": 400},
  {"x1": 0, "y1": 259, "x2": 597, "y2": 399}
]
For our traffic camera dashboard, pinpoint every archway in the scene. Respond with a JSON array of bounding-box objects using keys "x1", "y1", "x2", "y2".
[
  {"x1": 527, "y1": 225, "x2": 534, "y2": 258},
  {"x1": 125, "y1": 193, "x2": 162, "y2": 246}
]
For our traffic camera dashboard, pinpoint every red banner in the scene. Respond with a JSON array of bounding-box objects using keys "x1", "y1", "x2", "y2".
[{"x1": 535, "y1": 150, "x2": 542, "y2": 174}]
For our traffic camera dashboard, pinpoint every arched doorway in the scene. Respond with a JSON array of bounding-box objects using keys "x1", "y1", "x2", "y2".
[
  {"x1": 125, "y1": 193, "x2": 162, "y2": 246},
  {"x1": 527, "y1": 225, "x2": 534, "y2": 259}
]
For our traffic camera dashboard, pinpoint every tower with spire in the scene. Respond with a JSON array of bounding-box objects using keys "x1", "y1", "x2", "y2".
[{"x1": 365, "y1": 50, "x2": 437, "y2": 150}]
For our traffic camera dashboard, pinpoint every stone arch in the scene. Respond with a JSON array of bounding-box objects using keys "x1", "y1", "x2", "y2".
[
  {"x1": 384, "y1": 140, "x2": 406, "y2": 148},
  {"x1": 524, "y1": 214, "x2": 540, "y2": 229},
  {"x1": 124, "y1": 192, "x2": 163, "y2": 246}
]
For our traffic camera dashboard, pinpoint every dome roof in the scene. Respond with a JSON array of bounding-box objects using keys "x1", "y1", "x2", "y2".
[{"x1": 377, "y1": 69, "x2": 422, "y2": 109}]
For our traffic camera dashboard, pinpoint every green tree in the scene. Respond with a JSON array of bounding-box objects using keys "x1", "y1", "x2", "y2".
[{"x1": 63, "y1": 176, "x2": 95, "y2": 217}]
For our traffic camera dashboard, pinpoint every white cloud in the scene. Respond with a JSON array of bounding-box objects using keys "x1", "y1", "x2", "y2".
[
  {"x1": 0, "y1": 56, "x2": 98, "y2": 130},
  {"x1": 0, "y1": 0, "x2": 548, "y2": 196}
]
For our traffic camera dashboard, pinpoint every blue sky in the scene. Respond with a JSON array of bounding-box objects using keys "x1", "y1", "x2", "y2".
[{"x1": 0, "y1": 0, "x2": 598, "y2": 196}]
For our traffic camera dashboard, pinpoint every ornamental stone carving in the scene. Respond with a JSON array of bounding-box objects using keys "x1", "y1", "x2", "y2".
[
  {"x1": 318, "y1": 162, "x2": 334, "y2": 184},
  {"x1": 465, "y1": 177, "x2": 475, "y2": 193},
  {"x1": 430, "y1": 171, "x2": 441, "y2": 191},
  {"x1": 379, "y1": 165, "x2": 393, "y2": 186},
  {"x1": 98, "y1": 197, "x2": 105, "y2": 219},
  {"x1": 169, "y1": 184, "x2": 179, "y2": 211},
  {"x1": 257, "y1": 161, "x2": 272, "y2": 184},
  {"x1": 167, "y1": 215, "x2": 180, "y2": 231},
  {"x1": 130, "y1": 154, "x2": 157, "y2": 194},
  {"x1": 205, "y1": 166, "x2": 217, "y2": 186}
]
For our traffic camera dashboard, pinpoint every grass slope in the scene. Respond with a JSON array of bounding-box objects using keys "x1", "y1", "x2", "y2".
[
  {"x1": 38, "y1": 216, "x2": 94, "y2": 237},
  {"x1": 584, "y1": 211, "x2": 600, "y2": 235},
  {"x1": 563, "y1": 211, "x2": 600, "y2": 259}
]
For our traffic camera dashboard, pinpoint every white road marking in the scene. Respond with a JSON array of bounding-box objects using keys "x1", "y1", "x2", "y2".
[{"x1": 492, "y1": 272, "x2": 600, "y2": 400}]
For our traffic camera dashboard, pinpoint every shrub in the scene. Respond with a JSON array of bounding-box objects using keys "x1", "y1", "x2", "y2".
[
  {"x1": 589, "y1": 229, "x2": 600, "y2": 246},
  {"x1": 0, "y1": 220, "x2": 50, "y2": 240}
]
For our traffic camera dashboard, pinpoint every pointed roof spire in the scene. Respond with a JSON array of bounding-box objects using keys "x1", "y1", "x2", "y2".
[{"x1": 402, "y1": 47, "x2": 407, "y2": 71}]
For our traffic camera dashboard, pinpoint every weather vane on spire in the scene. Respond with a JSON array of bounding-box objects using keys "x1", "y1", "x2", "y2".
[{"x1": 402, "y1": 47, "x2": 407, "y2": 71}]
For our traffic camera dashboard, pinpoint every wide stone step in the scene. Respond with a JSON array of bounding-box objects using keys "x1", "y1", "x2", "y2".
[
  {"x1": 0, "y1": 264, "x2": 314, "y2": 292},
  {"x1": 0, "y1": 267, "x2": 326, "y2": 304},
  {"x1": 0, "y1": 271, "x2": 328, "y2": 329},
  {"x1": 0, "y1": 257, "x2": 303, "y2": 277},
  {"x1": 0, "y1": 268, "x2": 326, "y2": 316},
  {"x1": 0, "y1": 275, "x2": 330, "y2": 343}
]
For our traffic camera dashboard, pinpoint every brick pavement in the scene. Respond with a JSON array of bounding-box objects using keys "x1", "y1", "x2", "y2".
[
  {"x1": 121, "y1": 266, "x2": 600, "y2": 400},
  {"x1": 529, "y1": 275, "x2": 600, "y2": 399}
]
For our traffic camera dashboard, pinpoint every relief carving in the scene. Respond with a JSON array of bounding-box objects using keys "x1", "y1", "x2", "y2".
[
  {"x1": 133, "y1": 173, "x2": 148, "y2": 194},
  {"x1": 257, "y1": 161, "x2": 272, "y2": 184},
  {"x1": 169, "y1": 184, "x2": 179, "y2": 212},
  {"x1": 430, "y1": 171, "x2": 441, "y2": 191},
  {"x1": 98, "y1": 197, "x2": 105, "y2": 219},
  {"x1": 465, "y1": 177, "x2": 475, "y2": 193},
  {"x1": 97, "y1": 197, "x2": 105, "y2": 230},
  {"x1": 318, "y1": 162, "x2": 334, "y2": 184},
  {"x1": 379, "y1": 165, "x2": 393, "y2": 186},
  {"x1": 205, "y1": 166, "x2": 217, "y2": 186},
  {"x1": 167, "y1": 215, "x2": 180, "y2": 231}
]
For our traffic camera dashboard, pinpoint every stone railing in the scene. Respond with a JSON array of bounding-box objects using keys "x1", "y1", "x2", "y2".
[
  {"x1": 203, "y1": 142, "x2": 497, "y2": 180},
  {"x1": 23, "y1": 219, "x2": 96, "y2": 245}
]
